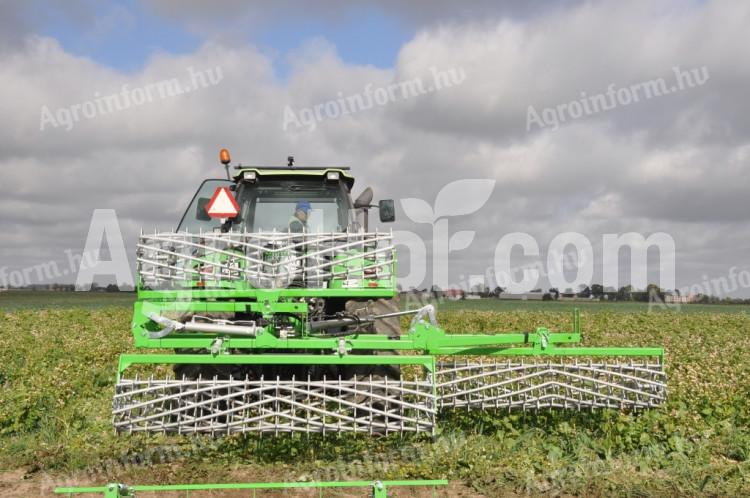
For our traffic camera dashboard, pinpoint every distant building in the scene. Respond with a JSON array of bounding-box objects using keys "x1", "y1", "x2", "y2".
[
  {"x1": 664, "y1": 293, "x2": 695, "y2": 304},
  {"x1": 498, "y1": 292, "x2": 547, "y2": 301},
  {"x1": 443, "y1": 288, "x2": 465, "y2": 300}
]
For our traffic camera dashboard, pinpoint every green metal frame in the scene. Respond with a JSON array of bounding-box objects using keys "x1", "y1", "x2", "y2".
[
  {"x1": 55, "y1": 479, "x2": 449, "y2": 497},
  {"x1": 120, "y1": 309, "x2": 663, "y2": 378}
]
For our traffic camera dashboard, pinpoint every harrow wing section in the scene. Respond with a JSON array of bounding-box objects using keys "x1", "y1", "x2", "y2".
[
  {"x1": 435, "y1": 359, "x2": 666, "y2": 410},
  {"x1": 113, "y1": 360, "x2": 665, "y2": 435},
  {"x1": 113, "y1": 355, "x2": 439, "y2": 435},
  {"x1": 113, "y1": 375, "x2": 436, "y2": 435}
]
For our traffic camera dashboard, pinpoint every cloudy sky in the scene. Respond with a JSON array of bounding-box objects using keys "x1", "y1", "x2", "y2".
[{"x1": 1, "y1": 0, "x2": 748, "y2": 296}]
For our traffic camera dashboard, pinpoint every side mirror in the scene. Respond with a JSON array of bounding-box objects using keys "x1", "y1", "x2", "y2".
[
  {"x1": 379, "y1": 199, "x2": 395, "y2": 222},
  {"x1": 196, "y1": 198, "x2": 211, "y2": 221},
  {"x1": 354, "y1": 187, "x2": 374, "y2": 209}
]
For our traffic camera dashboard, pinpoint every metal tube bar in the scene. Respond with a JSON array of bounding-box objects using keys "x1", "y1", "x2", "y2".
[{"x1": 55, "y1": 479, "x2": 449, "y2": 495}]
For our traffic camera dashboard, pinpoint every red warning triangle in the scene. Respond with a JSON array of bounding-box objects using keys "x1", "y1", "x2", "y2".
[{"x1": 205, "y1": 187, "x2": 240, "y2": 218}]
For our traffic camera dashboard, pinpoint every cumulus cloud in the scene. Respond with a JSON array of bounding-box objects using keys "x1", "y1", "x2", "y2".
[{"x1": 1, "y1": 0, "x2": 749, "y2": 295}]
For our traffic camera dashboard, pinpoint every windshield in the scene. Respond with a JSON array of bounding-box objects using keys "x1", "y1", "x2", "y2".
[
  {"x1": 177, "y1": 177, "x2": 357, "y2": 233},
  {"x1": 177, "y1": 179, "x2": 232, "y2": 232},
  {"x1": 236, "y1": 178, "x2": 355, "y2": 232}
]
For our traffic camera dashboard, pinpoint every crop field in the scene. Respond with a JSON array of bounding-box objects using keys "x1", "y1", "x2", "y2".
[{"x1": 0, "y1": 298, "x2": 748, "y2": 496}]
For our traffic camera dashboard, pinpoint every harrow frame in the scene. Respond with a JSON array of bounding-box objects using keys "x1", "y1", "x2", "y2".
[
  {"x1": 125, "y1": 307, "x2": 663, "y2": 362},
  {"x1": 114, "y1": 310, "x2": 666, "y2": 435}
]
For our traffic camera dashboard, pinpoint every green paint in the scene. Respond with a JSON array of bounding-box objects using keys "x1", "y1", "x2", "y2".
[
  {"x1": 127, "y1": 304, "x2": 663, "y2": 361},
  {"x1": 55, "y1": 479, "x2": 449, "y2": 496}
]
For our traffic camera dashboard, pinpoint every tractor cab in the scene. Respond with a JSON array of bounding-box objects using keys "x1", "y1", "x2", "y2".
[{"x1": 177, "y1": 154, "x2": 395, "y2": 234}]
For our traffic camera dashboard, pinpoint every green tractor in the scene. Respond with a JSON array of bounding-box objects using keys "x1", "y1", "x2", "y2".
[{"x1": 113, "y1": 150, "x2": 666, "y2": 435}]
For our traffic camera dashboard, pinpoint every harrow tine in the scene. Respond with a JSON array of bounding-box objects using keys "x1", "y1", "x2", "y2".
[
  {"x1": 114, "y1": 375, "x2": 437, "y2": 435},
  {"x1": 435, "y1": 358, "x2": 666, "y2": 411},
  {"x1": 113, "y1": 355, "x2": 665, "y2": 435}
]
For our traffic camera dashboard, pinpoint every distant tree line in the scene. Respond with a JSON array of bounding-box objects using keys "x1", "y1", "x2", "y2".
[
  {"x1": 1, "y1": 283, "x2": 135, "y2": 292},
  {"x1": 397, "y1": 283, "x2": 750, "y2": 305}
]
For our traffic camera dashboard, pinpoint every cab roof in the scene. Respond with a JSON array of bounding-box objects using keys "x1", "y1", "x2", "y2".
[{"x1": 232, "y1": 166, "x2": 355, "y2": 190}]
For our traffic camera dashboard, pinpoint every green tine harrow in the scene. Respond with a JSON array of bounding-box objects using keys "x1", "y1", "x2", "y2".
[
  {"x1": 55, "y1": 479, "x2": 449, "y2": 497},
  {"x1": 111, "y1": 157, "x2": 666, "y2": 436},
  {"x1": 114, "y1": 305, "x2": 665, "y2": 435}
]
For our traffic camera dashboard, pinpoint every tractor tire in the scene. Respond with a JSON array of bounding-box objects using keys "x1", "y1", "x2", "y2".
[
  {"x1": 344, "y1": 296, "x2": 402, "y2": 338},
  {"x1": 343, "y1": 297, "x2": 402, "y2": 381},
  {"x1": 369, "y1": 297, "x2": 402, "y2": 337},
  {"x1": 173, "y1": 349, "x2": 250, "y2": 380}
]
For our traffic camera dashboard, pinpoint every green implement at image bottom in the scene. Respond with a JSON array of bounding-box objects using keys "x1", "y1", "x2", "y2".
[{"x1": 55, "y1": 479, "x2": 449, "y2": 497}]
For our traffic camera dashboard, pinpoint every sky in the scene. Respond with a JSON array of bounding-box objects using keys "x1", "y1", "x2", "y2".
[{"x1": 1, "y1": 0, "x2": 749, "y2": 297}]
